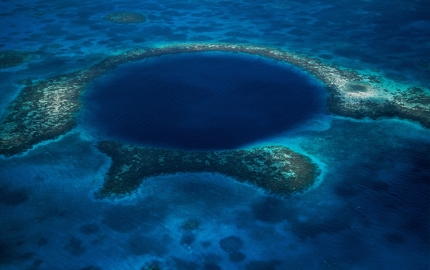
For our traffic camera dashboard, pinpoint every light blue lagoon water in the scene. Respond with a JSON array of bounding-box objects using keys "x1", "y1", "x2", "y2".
[{"x1": 0, "y1": 0, "x2": 429, "y2": 269}]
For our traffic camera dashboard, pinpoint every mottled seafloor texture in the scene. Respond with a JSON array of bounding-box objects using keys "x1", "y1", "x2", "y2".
[
  {"x1": 96, "y1": 141, "x2": 320, "y2": 197},
  {"x1": 0, "y1": 0, "x2": 429, "y2": 269}
]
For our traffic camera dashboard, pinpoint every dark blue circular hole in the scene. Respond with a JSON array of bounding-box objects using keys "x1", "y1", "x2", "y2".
[{"x1": 80, "y1": 52, "x2": 327, "y2": 150}]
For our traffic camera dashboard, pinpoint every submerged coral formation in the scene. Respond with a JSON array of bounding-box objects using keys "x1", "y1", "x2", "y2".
[
  {"x1": 0, "y1": 43, "x2": 428, "y2": 157},
  {"x1": 0, "y1": 72, "x2": 84, "y2": 156},
  {"x1": 104, "y1": 12, "x2": 146, "y2": 24},
  {"x1": 181, "y1": 219, "x2": 201, "y2": 231},
  {"x1": 96, "y1": 141, "x2": 320, "y2": 197},
  {"x1": 0, "y1": 50, "x2": 33, "y2": 68},
  {"x1": 327, "y1": 82, "x2": 430, "y2": 127},
  {"x1": 141, "y1": 261, "x2": 161, "y2": 270}
]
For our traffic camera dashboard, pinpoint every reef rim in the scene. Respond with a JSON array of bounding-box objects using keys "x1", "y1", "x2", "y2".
[{"x1": 0, "y1": 42, "x2": 429, "y2": 157}]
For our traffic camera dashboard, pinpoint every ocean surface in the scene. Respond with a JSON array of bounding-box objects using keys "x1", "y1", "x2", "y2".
[
  {"x1": 0, "y1": 0, "x2": 429, "y2": 269},
  {"x1": 79, "y1": 52, "x2": 326, "y2": 150}
]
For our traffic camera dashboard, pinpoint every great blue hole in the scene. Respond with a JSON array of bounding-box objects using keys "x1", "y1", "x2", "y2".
[{"x1": 80, "y1": 52, "x2": 327, "y2": 150}]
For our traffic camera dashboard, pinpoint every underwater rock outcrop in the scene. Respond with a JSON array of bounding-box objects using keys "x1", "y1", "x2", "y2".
[
  {"x1": 103, "y1": 12, "x2": 146, "y2": 24},
  {"x1": 96, "y1": 141, "x2": 320, "y2": 197},
  {"x1": 327, "y1": 84, "x2": 430, "y2": 127},
  {"x1": 0, "y1": 72, "x2": 84, "y2": 156},
  {"x1": 0, "y1": 43, "x2": 428, "y2": 157},
  {"x1": 0, "y1": 50, "x2": 33, "y2": 68}
]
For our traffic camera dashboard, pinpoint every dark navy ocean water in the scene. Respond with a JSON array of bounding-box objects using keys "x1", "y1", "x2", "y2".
[
  {"x1": 0, "y1": 0, "x2": 429, "y2": 269},
  {"x1": 80, "y1": 53, "x2": 326, "y2": 150}
]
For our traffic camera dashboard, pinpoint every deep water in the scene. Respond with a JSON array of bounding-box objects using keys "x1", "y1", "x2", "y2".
[
  {"x1": 80, "y1": 53, "x2": 326, "y2": 149},
  {"x1": 0, "y1": 0, "x2": 429, "y2": 269}
]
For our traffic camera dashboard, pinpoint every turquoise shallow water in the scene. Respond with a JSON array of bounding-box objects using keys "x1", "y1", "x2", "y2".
[{"x1": 0, "y1": 0, "x2": 429, "y2": 269}]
